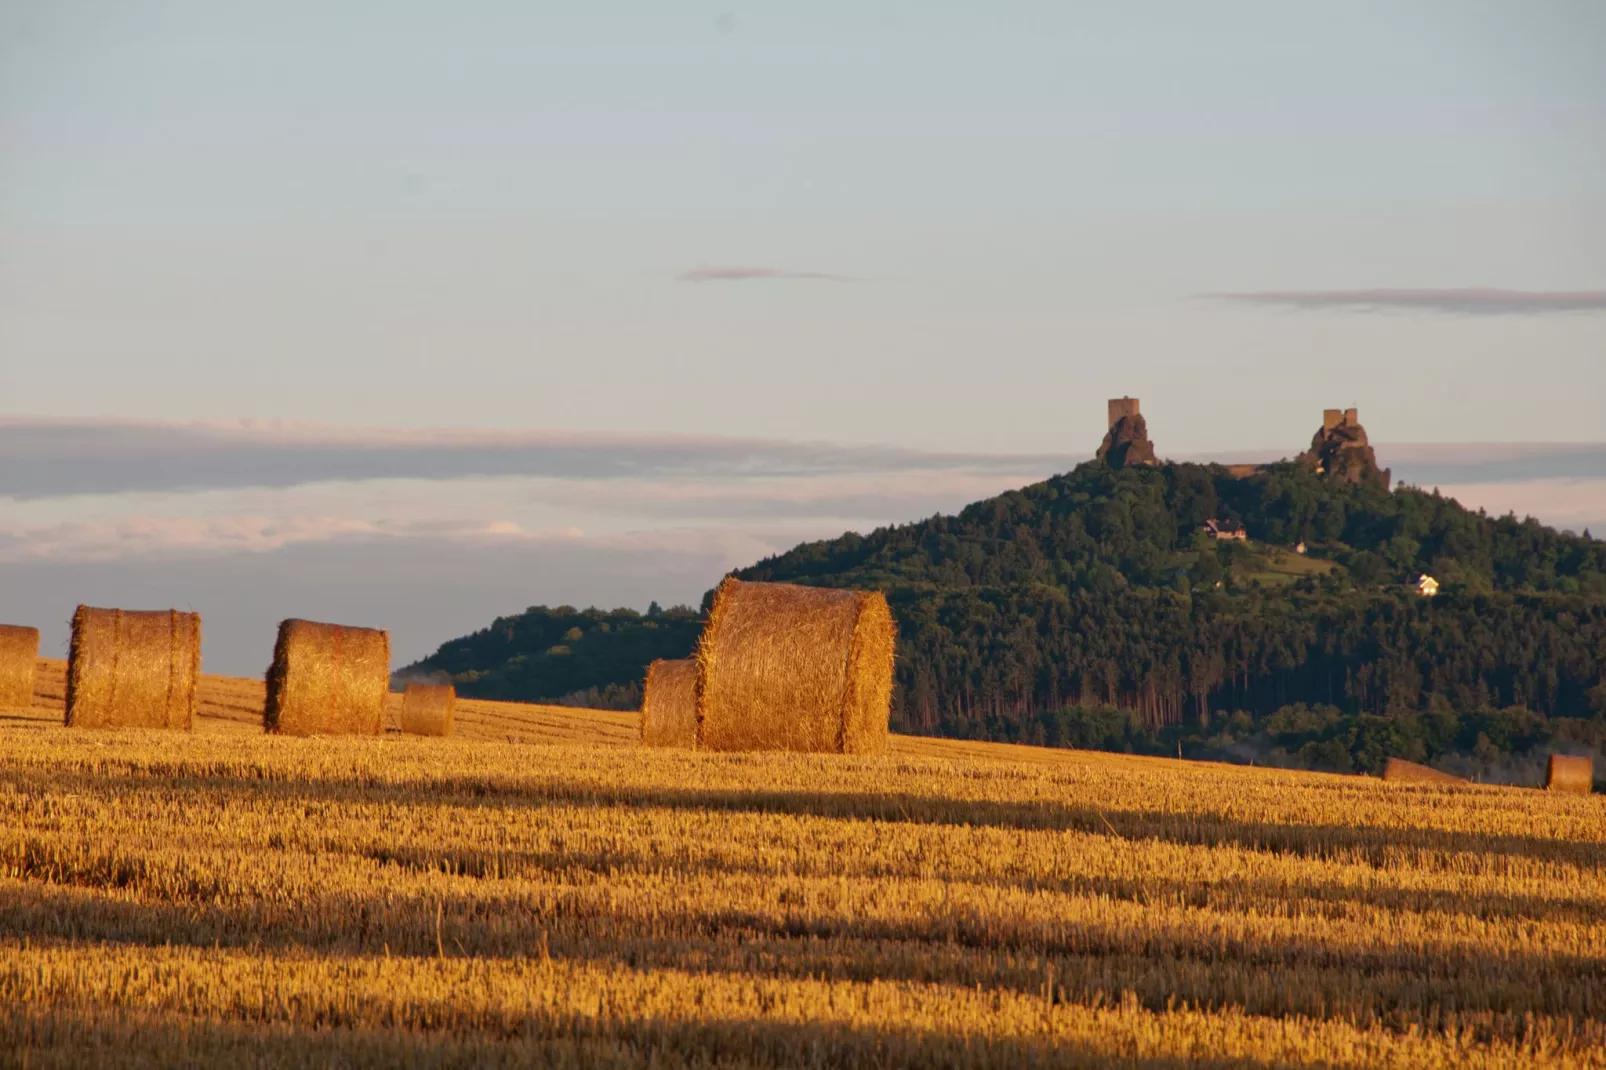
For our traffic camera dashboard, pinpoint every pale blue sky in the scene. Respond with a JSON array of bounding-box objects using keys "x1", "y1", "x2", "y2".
[
  {"x1": 3, "y1": 1, "x2": 1603, "y2": 453},
  {"x1": 3, "y1": 3, "x2": 1605, "y2": 672}
]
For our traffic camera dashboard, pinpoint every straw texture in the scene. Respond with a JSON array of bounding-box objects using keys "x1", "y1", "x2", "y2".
[
  {"x1": 399, "y1": 683, "x2": 456, "y2": 737},
  {"x1": 264, "y1": 619, "x2": 390, "y2": 736},
  {"x1": 64, "y1": 607, "x2": 200, "y2": 730},
  {"x1": 1382, "y1": 758, "x2": 1465, "y2": 785},
  {"x1": 640, "y1": 658, "x2": 698, "y2": 748},
  {"x1": 0, "y1": 624, "x2": 40, "y2": 709},
  {"x1": 695, "y1": 578, "x2": 896, "y2": 754},
  {"x1": 1546, "y1": 754, "x2": 1594, "y2": 795}
]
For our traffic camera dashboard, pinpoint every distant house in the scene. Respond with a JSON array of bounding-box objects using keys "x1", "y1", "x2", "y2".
[
  {"x1": 1294, "y1": 541, "x2": 1307, "y2": 555},
  {"x1": 1204, "y1": 518, "x2": 1247, "y2": 541},
  {"x1": 1411, "y1": 574, "x2": 1440, "y2": 597}
]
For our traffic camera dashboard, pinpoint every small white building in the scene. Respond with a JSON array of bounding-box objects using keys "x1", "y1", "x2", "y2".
[
  {"x1": 1294, "y1": 541, "x2": 1307, "y2": 555},
  {"x1": 1204, "y1": 518, "x2": 1247, "y2": 541},
  {"x1": 1412, "y1": 574, "x2": 1439, "y2": 597}
]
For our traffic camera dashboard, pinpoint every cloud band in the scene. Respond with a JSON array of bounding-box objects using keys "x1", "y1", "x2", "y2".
[
  {"x1": 1207, "y1": 288, "x2": 1606, "y2": 316},
  {"x1": 677, "y1": 265, "x2": 851, "y2": 283}
]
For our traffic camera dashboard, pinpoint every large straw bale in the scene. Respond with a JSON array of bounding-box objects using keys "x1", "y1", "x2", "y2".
[
  {"x1": 695, "y1": 578, "x2": 896, "y2": 754},
  {"x1": 399, "y1": 683, "x2": 455, "y2": 737},
  {"x1": 1547, "y1": 754, "x2": 1594, "y2": 795},
  {"x1": 264, "y1": 619, "x2": 390, "y2": 736},
  {"x1": 0, "y1": 625, "x2": 39, "y2": 709},
  {"x1": 1382, "y1": 758, "x2": 1465, "y2": 785},
  {"x1": 640, "y1": 658, "x2": 698, "y2": 748},
  {"x1": 64, "y1": 606, "x2": 200, "y2": 730}
]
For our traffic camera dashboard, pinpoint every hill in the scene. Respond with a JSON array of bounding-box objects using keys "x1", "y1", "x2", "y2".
[
  {"x1": 399, "y1": 603, "x2": 704, "y2": 708},
  {"x1": 403, "y1": 459, "x2": 1606, "y2": 778},
  {"x1": 3, "y1": 681, "x2": 1603, "y2": 1066}
]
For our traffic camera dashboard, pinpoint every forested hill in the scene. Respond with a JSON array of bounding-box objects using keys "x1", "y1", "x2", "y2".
[
  {"x1": 404, "y1": 460, "x2": 1606, "y2": 780},
  {"x1": 739, "y1": 460, "x2": 1604, "y2": 597},
  {"x1": 401, "y1": 604, "x2": 703, "y2": 710}
]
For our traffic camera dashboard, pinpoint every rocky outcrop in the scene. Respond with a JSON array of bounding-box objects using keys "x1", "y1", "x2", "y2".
[
  {"x1": 1097, "y1": 398, "x2": 1158, "y2": 469},
  {"x1": 1300, "y1": 408, "x2": 1389, "y2": 489}
]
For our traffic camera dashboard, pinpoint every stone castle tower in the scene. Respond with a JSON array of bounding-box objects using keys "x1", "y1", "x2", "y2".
[
  {"x1": 1322, "y1": 408, "x2": 1360, "y2": 432},
  {"x1": 1096, "y1": 397, "x2": 1157, "y2": 468},
  {"x1": 1302, "y1": 407, "x2": 1388, "y2": 489},
  {"x1": 1108, "y1": 397, "x2": 1143, "y2": 428}
]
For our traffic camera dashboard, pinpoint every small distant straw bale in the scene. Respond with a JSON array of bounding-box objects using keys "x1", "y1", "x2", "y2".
[
  {"x1": 695, "y1": 578, "x2": 896, "y2": 754},
  {"x1": 1382, "y1": 758, "x2": 1465, "y2": 785},
  {"x1": 400, "y1": 683, "x2": 455, "y2": 737},
  {"x1": 640, "y1": 658, "x2": 698, "y2": 748},
  {"x1": 0, "y1": 624, "x2": 40, "y2": 708},
  {"x1": 65, "y1": 606, "x2": 200, "y2": 730},
  {"x1": 1547, "y1": 754, "x2": 1594, "y2": 795},
  {"x1": 264, "y1": 619, "x2": 390, "y2": 736}
]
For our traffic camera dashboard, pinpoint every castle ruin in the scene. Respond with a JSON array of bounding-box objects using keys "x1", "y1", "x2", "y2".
[
  {"x1": 1096, "y1": 397, "x2": 1158, "y2": 469},
  {"x1": 1108, "y1": 397, "x2": 1143, "y2": 429},
  {"x1": 1303, "y1": 407, "x2": 1389, "y2": 489},
  {"x1": 1322, "y1": 408, "x2": 1360, "y2": 432},
  {"x1": 1086, "y1": 398, "x2": 1388, "y2": 486}
]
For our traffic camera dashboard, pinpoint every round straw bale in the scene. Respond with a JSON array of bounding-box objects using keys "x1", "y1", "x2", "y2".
[
  {"x1": 695, "y1": 578, "x2": 896, "y2": 754},
  {"x1": 65, "y1": 606, "x2": 200, "y2": 730},
  {"x1": 400, "y1": 683, "x2": 455, "y2": 737},
  {"x1": 0, "y1": 624, "x2": 40, "y2": 709},
  {"x1": 640, "y1": 658, "x2": 698, "y2": 748},
  {"x1": 264, "y1": 619, "x2": 390, "y2": 736},
  {"x1": 1546, "y1": 754, "x2": 1594, "y2": 795},
  {"x1": 1382, "y1": 757, "x2": 1464, "y2": 785}
]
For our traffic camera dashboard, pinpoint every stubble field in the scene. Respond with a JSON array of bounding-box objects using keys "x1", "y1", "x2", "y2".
[{"x1": 1, "y1": 659, "x2": 1603, "y2": 1068}]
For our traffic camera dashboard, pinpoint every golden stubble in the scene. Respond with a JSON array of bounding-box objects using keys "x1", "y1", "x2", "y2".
[{"x1": 1, "y1": 665, "x2": 1603, "y2": 1067}]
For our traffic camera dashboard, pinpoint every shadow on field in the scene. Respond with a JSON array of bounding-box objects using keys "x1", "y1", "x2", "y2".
[
  {"x1": 3, "y1": 875, "x2": 1602, "y2": 1027},
  {"x1": 16, "y1": 764, "x2": 1605, "y2": 871},
  {"x1": 3, "y1": 1002, "x2": 1299, "y2": 1070}
]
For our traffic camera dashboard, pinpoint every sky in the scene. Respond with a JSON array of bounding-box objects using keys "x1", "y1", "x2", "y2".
[{"x1": 2, "y1": 2, "x2": 1604, "y2": 674}]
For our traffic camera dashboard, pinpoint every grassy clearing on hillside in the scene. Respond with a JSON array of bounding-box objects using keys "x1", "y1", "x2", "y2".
[
  {"x1": 1172, "y1": 543, "x2": 1340, "y2": 589},
  {"x1": 2, "y1": 661, "x2": 1603, "y2": 1067}
]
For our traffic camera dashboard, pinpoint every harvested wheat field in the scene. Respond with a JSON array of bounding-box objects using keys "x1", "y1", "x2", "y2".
[
  {"x1": 1382, "y1": 757, "x2": 1466, "y2": 785},
  {"x1": 1, "y1": 663, "x2": 1604, "y2": 1067}
]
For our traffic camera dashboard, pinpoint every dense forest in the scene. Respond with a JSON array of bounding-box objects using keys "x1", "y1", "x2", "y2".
[
  {"x1": 403, "y1": 460, "x2": 1606, "y2": 782},
  {"x1": 402, "y1": 602, "x2": 703, "y2": 710}
]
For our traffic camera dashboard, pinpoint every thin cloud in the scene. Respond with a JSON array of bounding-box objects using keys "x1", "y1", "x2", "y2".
[
  {"x1": 1207, "y1": 288, "x2": 1606, "y2": 315},
  {"x1": 0, "y1": 514, "x2": 594, "y2": 564},
  {"x1": 0, "y1": 465, "x2": 1055, "y2": 564},
  {"x1": 0, "y1": 418, "x2": 1067, "y2": 498},
  {"x1": 676, "y1": 265, "x2": 852, "y2": 283}
]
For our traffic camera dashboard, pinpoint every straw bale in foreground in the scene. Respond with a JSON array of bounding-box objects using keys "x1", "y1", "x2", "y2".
[
  {"x1": 264, "y1": 619, "x2": 390, "y2": 736},
  {"x1": 1547, "y1": 754, "x2": 1594, "y2": 795},
  {"x1": 1382, "y1": 758, "x2": 1465, "y2": 785},
  {"x1": 0, "y1": 624, "x2": 40, "y2": 708},
  {"x1": 400, "y1": 683, "x2": 455, "y2": 737},
  {"x1": 640, "y1": 658, "x2": 697, "y2": 748},
  {"x1": 65, "y1": 606, "x2": 200, "y2": 730},
  {"x1": 695, "y1": 578, "x2": 895, "y2": 754}
]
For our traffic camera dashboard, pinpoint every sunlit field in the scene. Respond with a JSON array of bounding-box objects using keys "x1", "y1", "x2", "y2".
[{"x1": 3, "y1": 659, "x2": 1603, "y2": 1068}]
